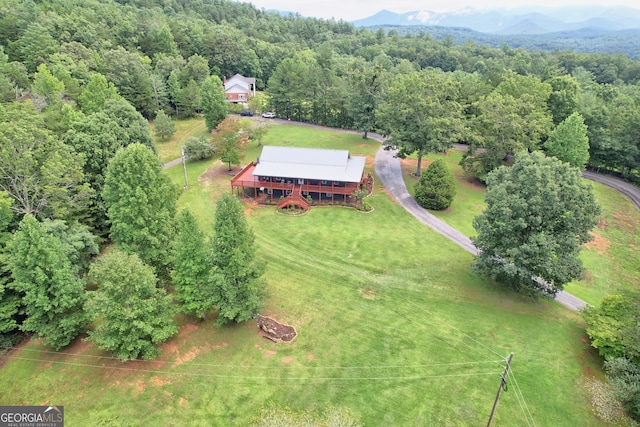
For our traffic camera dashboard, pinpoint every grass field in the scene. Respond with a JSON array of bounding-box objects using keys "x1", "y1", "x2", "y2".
[
  {"x1": 0, "y1": 120, "x2": 633, "y2": 426},
  {"x1": 401, "y1": 151, "x2": 640, "y2": 307}
]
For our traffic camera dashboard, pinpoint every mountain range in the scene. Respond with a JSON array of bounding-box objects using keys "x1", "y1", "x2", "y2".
[{"x1": 351, "y1": 5, "x2": 640, "y2": 34}]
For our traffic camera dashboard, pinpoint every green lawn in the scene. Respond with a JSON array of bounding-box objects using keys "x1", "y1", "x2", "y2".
[
  {"x1": 0, "y1": 123, "x2": 629, "y2": 426},
  {"x1": 402, "y1": 151, "x2": 640, "y2": 307},
  {"x1": 153, "y1": 117, "x2": 209, "y2": 164}
]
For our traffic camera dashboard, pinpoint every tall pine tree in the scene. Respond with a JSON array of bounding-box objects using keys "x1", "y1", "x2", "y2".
[{"x1": 210, "y1": 193, "x2": 267, "y2": 326}]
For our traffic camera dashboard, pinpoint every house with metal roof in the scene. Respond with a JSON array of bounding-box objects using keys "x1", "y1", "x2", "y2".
[{"x1": 231, "y1": 146, "x2": 369, "y2": 210}]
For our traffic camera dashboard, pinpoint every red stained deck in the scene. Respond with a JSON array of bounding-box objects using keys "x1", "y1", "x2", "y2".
[{"x1": 230, "y1": 163, "x2": 363, "y2": 196}]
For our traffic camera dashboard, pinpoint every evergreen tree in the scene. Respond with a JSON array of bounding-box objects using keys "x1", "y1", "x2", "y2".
[
  {"x1": 210, "y1": 193, "x2": 267, "y2": 326},
  {"x1": 102, "y1": 144, "x2": 179, "y2": 280},
  {"x1": 172, "y1": 209, "x2": 214, "y2": 318},
  {"x1": 153, "y1": 109, "x2": 176, "y2": 140},
  {"x1": 414, "y1": 159, "x2": 456, "y2": 210},
  {"x1": 85, "y1": 250, "x2": 178, "y2": 361}
]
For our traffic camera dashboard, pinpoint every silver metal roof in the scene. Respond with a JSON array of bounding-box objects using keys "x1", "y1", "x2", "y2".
[{"x1": 252, "y1": 146, "x2": 366, "y2": 183}]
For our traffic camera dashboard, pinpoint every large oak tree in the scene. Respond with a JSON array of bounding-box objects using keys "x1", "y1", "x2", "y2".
[{"x1": 472, "y1": 151, "x2": 600, "y2": 297}]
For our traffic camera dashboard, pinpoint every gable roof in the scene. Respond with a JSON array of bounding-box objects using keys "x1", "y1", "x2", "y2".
[
  {"x1": 224, "y1": 74, "x2": 255, "y2": 91},
  {"x1": 224, "y1": 83, "x2": 251, "y2": 94},
  {"x1": 253, "y1": 146, "x2": 366, "y2": 183}
]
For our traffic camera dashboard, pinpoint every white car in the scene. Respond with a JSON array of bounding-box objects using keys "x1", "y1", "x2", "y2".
[{"x1": 261, "y1": 111, "x2": 275, "y2": 118}]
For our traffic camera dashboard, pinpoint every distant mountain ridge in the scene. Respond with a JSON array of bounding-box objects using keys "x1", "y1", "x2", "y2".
[{"x1": 352, "y1": 5, "x2": 640, "y2": 34}]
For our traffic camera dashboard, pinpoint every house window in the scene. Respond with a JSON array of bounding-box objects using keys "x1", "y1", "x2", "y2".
[
  {"x1": 325, "y1": 192, "x2": 332, "y2": 197},
  {"x1": 285, "y1": 190, "x2": 292, "y2": 195},
  {"x1": 321, "y1": 180, "x2": 328, "y2": 185},
  {"x1": 298, "y1": 178, "x2": 305, "y2": 185}
]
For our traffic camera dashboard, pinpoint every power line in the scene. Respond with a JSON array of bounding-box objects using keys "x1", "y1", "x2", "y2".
[
  {"x1": 0, "y1": 345, "x2": 503, "y2": 370},
  {"x1": 376, "y1": 292, "x2": 506, "y2": 364},
  {"x1": 508, "y1": 369, "x2": 537, "y2": 427},
  {"x1": 3, "y1": 355, "x2": 501, "y2": 383}
]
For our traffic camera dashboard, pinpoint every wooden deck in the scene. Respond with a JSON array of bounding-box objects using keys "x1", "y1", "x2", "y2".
[{"x1": 231, "y1": 163, "x2": 363, "y2": 196}]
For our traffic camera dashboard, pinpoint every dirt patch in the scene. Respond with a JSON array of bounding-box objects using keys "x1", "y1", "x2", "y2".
[
  {"x1": 213, "y1": 342, "x2": 228, "y2": 349},
  {"x1": 151, "y1": 376, "x2": 170, "y2": 387},
  {"x1": 257, "y1": 315, "x2": 297, "y2": 343},
  {"x1": 175, "y1": 345, "x2": 209, "y2": 365},
  {"x1": 198, "y1": 164, "x2": 238, "y2": 186},
  {"x1": 585, "y1": 231, "x2": 610, "y2": 255},
  {"x1": 263, "y1": 350, "x2": 276, "y2": 358},
  {"x1": 307, "y1": 354, "x2": 315, "y2": 361},
  {"x1": 135, "y1": 379, "x2": 145, "y2": 395},
  {"x1": 359, "y1": 288, "x2": 376, "y2": 300},
  {"x1": 282, "y1": 357, "x2": 294, "y2": 364}
]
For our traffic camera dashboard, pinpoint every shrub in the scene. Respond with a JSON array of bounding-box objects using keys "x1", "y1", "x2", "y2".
[
  {"x1": 183, "y1": 135, "x2": 215, "y2": 160},
  {"x1": 414, "y1": 159, "x2": 456, "y2": 210}
]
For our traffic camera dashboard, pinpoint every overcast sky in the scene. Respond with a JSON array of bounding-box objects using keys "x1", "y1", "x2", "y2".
[{"x1": 245, "y1": 1, "x2": 640, "y2": 21}]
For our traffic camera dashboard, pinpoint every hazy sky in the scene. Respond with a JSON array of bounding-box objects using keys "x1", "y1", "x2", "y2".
[{"x1": 245, "y1": 1, "x2": 639, "y2": 21}]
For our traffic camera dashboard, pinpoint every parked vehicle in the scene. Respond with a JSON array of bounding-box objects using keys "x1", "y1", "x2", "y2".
[
  {"x1": 261, "y1": 111, "x2": 275, "y2": 118},
  {"x1": 240, "y1": 110, "x2": 253, "y2": 116}
]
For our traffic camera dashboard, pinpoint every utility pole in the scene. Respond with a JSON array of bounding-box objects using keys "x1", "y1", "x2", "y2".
[
  {"x1": 181, "y1": 146, "x2": 188, "y2": 189},
  {"x1": 487, "y1": 352, "x2": 514, "y2": 427}
]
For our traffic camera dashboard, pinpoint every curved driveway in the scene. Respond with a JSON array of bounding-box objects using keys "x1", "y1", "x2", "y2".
[
  {"x1": 374, "y1": 146, "x2": 588, "y2": 311},
  {"x1": 176, "y1": 117, "x2": 640, "y2": 310}
]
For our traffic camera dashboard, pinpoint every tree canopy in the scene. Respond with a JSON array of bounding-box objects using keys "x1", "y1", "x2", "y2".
[
  {"x1": 378, "y1": 69, "x2": 465, "y2": 176},
  {"x1": 102, "y1": 143, "x2": 179, "y2": 280},
  {"x1": 472, "y1": 151, "x2": 600, "y2": 297},
  {"x1": 85, "y1": 250, "x2": 178, "y2": 361},
  {"x1": 7, "y1": 215, "x2": 89, "y2": 349},
  {"x1": 210, "y1": 193, "x2": 267, "y2": 326}
]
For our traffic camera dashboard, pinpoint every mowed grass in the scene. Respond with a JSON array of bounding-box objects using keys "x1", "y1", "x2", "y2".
[
  {"x1": 564, "y1": 182, "x2": 640, "y2": 305},
  {"x1": 0, "y1": 123, "x2": 617, "y2": 426},
  {"x1": 402, "y1": 151, "x2": 640, "y2": 307},
  {"x1": 152, "y1": 117, "x2": 208, "y2": 164}
]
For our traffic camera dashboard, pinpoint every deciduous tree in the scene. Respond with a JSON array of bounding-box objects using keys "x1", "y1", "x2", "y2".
[
  {"x1": 85, "y1": 250, "x2": 178, "y2": 361},
  {"x1": 377, "y1": 69, "x2": 466, "y2": 176},
  {"x1": 183, "y1": 135, "x2": 215, "y2": 161},
  {"x1": 212, "y1": 119, "x2": 248, "y2": 171},
  {"x1": 544, "y1": 112, "x2": 590, "y2": 169},
  {"x1": 210, "y1": 193, "x2": 266, "y2": 326},
  {"x1": 7, "y1": 215, "x2": 87, "y2": 349},
  {"x1": 0, "y1": 192, "x2": 19, "y2": 335},
  {"x1": 0, "y1": 101, "x2": 92, "y2": 221},
  {"x1": 200, "y1": 75, "x2": 228, "y2": 131},
  {"x1": 472, "y1": 151, "x2": 600, "y2": 297},
  {"x1": 462, "y1": 74, "x2": 553, "y2": 181}
]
